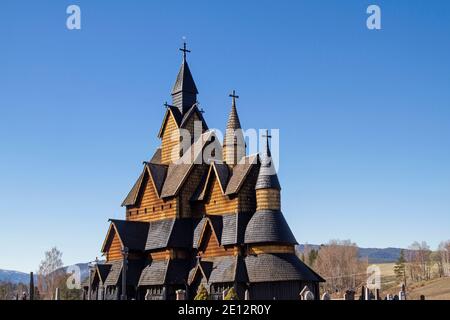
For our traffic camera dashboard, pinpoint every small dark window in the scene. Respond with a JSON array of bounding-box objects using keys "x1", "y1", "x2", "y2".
[
  {"x1": 136, "y1": 210, "x2": 139, "y2": 215},
  {"x1": 153, "y1": 207, "x2": 155, "y2": 212},
  {"x1": 161, "y1": 205, "x2": 164, "y2": 210},
  {"x1": 169, "y1": 204, "x2": 172, "y2": 209},
  {"x1": 145, "y1": 208, "x2": 147, "y2": 214}
]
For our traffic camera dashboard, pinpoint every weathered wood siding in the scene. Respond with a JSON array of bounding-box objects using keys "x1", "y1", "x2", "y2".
[
  {"x1": 199, "y1": 225, "x2": 234, "y2": 258},
  {"x1": 203, "y1": 176, "x2": 238, "y2": 215},
  {"x1": 256, "y1": 189, "x2": 281, "y2": 211},
  {"x1": 126, "y1": 173, "x2": 177, "y2": 222},
  {"x1": 248, "y1": 244, "x2": 295, "y2": 255},
  {"x1": 237, "y1": 165, "x2": 258, "y2": 213},
  {"x1": 106, "y1": 232, "x2": 123, "y2": 262},
  {"x1": 149, "y1": 250, "x2": 170, "y2": 261},
  {"x1": 161, "y1": 112, "x2": 180, "y2": 164},
  {"x1": 178, "y1": 164, "x2": 207, "y2": 218}
]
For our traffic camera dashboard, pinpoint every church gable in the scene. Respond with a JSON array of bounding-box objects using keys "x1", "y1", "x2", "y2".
[
  {"x1": 102, "y1": 227, "x2": 123, "y2": 262},
  {"x1": 203, "y1": 174, "x2": 237, "y2": 215},
  {"x1": 198, "y1": 221, "x2": 233, "y2": 258},
  {"x1": 127, "y1": 169, "x2": 177, "y2": 222},
  {"x1": 160, "y1": 109, "x2": 181, "y2": 164}
]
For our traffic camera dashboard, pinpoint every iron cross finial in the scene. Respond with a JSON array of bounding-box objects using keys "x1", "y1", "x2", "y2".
[
  {"x1": 180, "y1": 42, "x2": 191, "y2": 59},
  {"x1": 229, "y1": 90, "x2": 239, "y2": 99},
  {"x1": 229, "y1": 90, "x2": 239, "y2": 106},
  {"x1": 263, "y1": 129, "x2": 272, "y2": 140}
]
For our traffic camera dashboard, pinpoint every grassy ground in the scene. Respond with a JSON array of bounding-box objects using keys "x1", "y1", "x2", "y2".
[
  {"x1": 407, "y1": 277, "x2": 450, "y2": 300},
  {"x1": 377, "y1": 263, "x2": 450, "y2": 300}
]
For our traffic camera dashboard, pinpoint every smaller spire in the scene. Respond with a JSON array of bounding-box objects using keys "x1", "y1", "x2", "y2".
[
  {"x1": 255, "y1": 130, "x2": 281, "y2": 190},
  {"x1": 223, "y1": 90, "x2": 245, "y2": 166},
  {"x1": 226, "y1": 90, "x2": 242, "y2": 130}
]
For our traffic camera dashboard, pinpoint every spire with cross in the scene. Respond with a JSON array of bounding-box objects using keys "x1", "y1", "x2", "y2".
[
  {"x1": 172, "y1": 42, "x2": 198, "y2": 114},
  {"x1": 262, "y1": 130, "x2": 272, "y2": 157}
]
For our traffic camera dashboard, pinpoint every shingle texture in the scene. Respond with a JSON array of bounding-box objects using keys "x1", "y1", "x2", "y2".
[
  {"x1": 109, "y1": 219, "x2": 150, "y2": 251},
  {"x1": 225, "y1": 155, "x2": 258, "y2": 195},
  {"x1": 255, "y1": 139, "x2": 281, "y2": 190},
  {"x1": 138, "y1": 259, "x2": 191, "y2": 286},
  {"x1": 172, "y1": 59, "x2": 198, "y2": 95},
  {"x1": 245, "y1": 253, "x2": 325, "y2": 283},
  {"x1": 244, "y1": 210, "x2": 297, "y2": 245},
  {"x1": 104, "y1": 261, "x2": 123, "y2": 286},
  {"x1": 138, "y1": 260, "x2": 169, "y2": 286},
  {"x1": 145, "y1": 218, "x2": 193, "y2": 251}
]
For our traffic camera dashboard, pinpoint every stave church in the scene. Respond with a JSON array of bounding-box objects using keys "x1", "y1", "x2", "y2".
[{"x1": 82, "y1": 43, "x2": 324, "y2": 300}]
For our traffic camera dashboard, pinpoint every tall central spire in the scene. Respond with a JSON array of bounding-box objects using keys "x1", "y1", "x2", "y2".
[{"x1": 171, "y1": 42, "x2": 198, "y2": 115}]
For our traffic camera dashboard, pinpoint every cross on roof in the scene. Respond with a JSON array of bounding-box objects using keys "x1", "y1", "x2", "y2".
[
  {"x1": 262, "y1": 129, "x2": 272, "y2": 140},
  {"x1": 164, "y1": 102, "x2": 174, "y2": 109},
  {"x1": 229, "y1": 90, "x2": 239, "y2": 100},
  {"x1": 179, "y1": 42, "x2": 191, "y2": 59},
  {"x1": 262, "y1": 130, "x2": 273, "y2": 157}
]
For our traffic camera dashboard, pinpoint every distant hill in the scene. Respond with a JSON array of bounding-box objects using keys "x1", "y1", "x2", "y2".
[
  {"x1": 0, "y1": 263, "x2": 90, "y2": 285},
  {"x1": 0, "y1": 270, "x2": 35, "y2": 284},
  {"x1": 296, "y1": 245, "x2": 406, "y2": 263}
]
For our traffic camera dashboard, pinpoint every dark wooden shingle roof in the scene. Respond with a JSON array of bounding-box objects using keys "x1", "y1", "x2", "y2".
[
  {"x1": 255, "y1": 137, "x2": 281, "y2": 190},
  {"x1": 138, "y1": 259, "x2": 191, "y2": 286},
  {"x1": 206, "y1": 256, "x2": 247, "y2": 284},
  {"x1": 138, "y1": 260, "x2": 169, "y2": 286},
  {"x1": 103, "y1": 260, "x2": 123, "y2": 286},
  {"x1": 225, "y1": 155, "x2": 258, "y2": 195},
  {"x1": 245, "y1": 253, "x2": 325, "y2": 283},
  {"x1": 244, "y1": 210, "x2": 297, "y2": 245},
  {"x1": 145, "y1": 218, "x2": 193, "y2": 251},
  {"x1": 172, "y1": 59, "x2": 198, "y2": 95},
  {"x1": 108, "y1": 219, "x2": 150, "y2": 251}
]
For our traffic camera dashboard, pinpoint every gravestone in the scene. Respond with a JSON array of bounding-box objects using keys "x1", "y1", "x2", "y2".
[
  {"x1": 176, "y1": 289, "x2": 186, "y2": 300},
  {"x1": 304, "y1": 291, "x2": 315, "y2": 300},
  {"x1": 321, "y1": 292, "x2": 331, "y2": 300},
  {"x1": 344, "y1": 290, "x2": 355, "y2": 300}
]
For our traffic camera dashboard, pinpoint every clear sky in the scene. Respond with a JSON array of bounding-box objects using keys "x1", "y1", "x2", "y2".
[{"x1": 1, "y1": 0, "x2": 449, "y2": 272}]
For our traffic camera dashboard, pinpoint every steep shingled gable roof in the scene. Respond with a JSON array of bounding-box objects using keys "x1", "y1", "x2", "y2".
[
  {"x1": 145, "y1": 218, "x2": 193, "y2": 251},
  {"x1": 101, "y1": 219, "x2": 150, "y2": 253},
  {"x1": 157, "y1": 104, "x2": 208, "y2": 139},
  {"x1": 225, "y1": 154, "x2": 258, "y2": 195},
  {"x1": 121, "y1": 162, "x2": 168, "y2": 207},
  {"x1": 160, "y1": 131, "x2": 218, "y2": 198},
  {"x1": 193, "y1": 162, "x2": 229, "y2": 201}
]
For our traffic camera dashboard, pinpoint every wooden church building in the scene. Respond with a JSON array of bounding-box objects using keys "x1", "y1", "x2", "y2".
[{"x1": 83, "y1": 44, "x2": 324, "y2": 300}]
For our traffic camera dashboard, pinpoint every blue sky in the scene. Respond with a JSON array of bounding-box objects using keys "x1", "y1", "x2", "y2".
[{"x1": 1, "y1": 0, "x2": 449, "y2": 272}]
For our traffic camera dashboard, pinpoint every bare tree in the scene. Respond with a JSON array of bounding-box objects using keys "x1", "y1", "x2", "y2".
[
  {"x1": 37, "y1": 247, "x2": 64, "y2": 300},
  {"x1": 407, "y1": 241, "x2": 432, "y2": 281},
  {"x1": 315, "y1": 240, "x2": 367, "y2": 293},
  {"x1": 437, "y1": 240, "x2": 450, "y2": 277}
]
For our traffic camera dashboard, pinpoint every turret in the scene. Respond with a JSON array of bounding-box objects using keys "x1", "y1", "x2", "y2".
[
  {"x1": 223, "y1": 90, "x2": 246, "y2": 166},
  {"x1": 255, "y1": 130, "x2": 281, "y2": 211}
]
